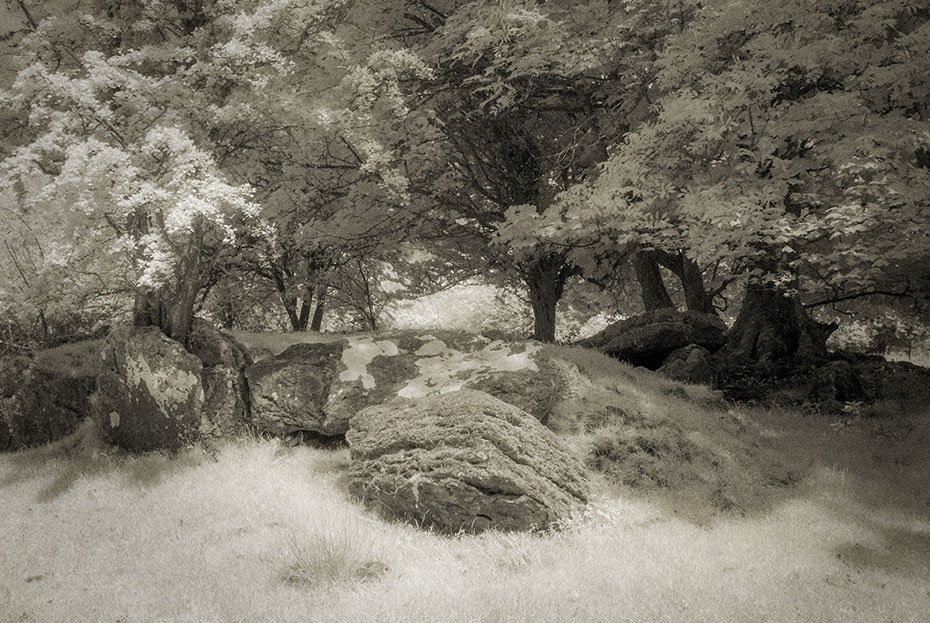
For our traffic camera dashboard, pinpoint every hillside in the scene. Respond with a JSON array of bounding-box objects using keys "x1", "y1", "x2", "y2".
[{"x1": 2, "y1": 341, "x2": 929, "y2": 622}]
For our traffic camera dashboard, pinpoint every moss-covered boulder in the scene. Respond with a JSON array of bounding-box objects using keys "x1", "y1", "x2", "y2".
[
  {"x1": 244, "y1": 334, "x2": 567, "y2": 437},
  {"x1": 187, "y1": 318, "x2": 252, "y2": 436},
  {"x1": 0, "y1": 349, "x2": 98, "y2": 452},
  {"x1": 346, "y1": 390, "x2": 591, "y2": 534},
  {"x1": 93, "y1": 326, "x2": 204, "y2": 451},
  {"x1": 244, "y1": 341, "x2": 345, "y2": 436},
  {"x1": 581, "y1": 309, "x2": 727, "y2": 369},
  {"x1": 658, "y1": 344, "x2": 718, "y2": 386}
]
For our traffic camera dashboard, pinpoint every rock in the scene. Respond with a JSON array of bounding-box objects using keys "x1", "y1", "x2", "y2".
[
  {"x1": 244, "y1": 342, "x2": 345, "y2": 436},
  {"x1": 245, "y1": 334, "x2": 566, "y2": 437},
  {"x1": 200, "y1": 366, "x2": 248, "y2": 436},
  {"x1": 808, "y1": 360, "x2": 863, "y2": 403},
  {"x1": 93, "y1": 326, "x2": 204, "y2": 451},
  {"x1": 346, "y1": 389, "x2": 591, "y2": 534},
  {"x1": 187, "y1": 318, "x2": 251, "y2": 436},
  {"x1": 581, "y1": 309, "x2": 727, "y2": 369},
  {"x1": 187, "y1": 318, "x2": 251, "y2": 369},
  {"x1": 460, "y1": 356, "x2": 565, "y2": 423},
  {"x1": 0, "y1": 352, "x2": 96, "y2": 452},
  {"x1": 658, "y1": 344, "x2": 718, "y2": 386},
  {"x1": 839, "y1": 355, "x2": 930, "y2": 403}
]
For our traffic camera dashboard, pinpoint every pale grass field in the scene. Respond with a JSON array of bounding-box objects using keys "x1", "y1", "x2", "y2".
[{"x1": 2, "y1": 399, "x2": 929, "y2": 623}]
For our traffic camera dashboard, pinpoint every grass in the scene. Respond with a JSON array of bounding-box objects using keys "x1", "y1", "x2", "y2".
[
  {"x1": 281, "y1": 516, "x2": 388, "y2": 587},
  {"x1": 2, "y1": 346, "x2": 930, "y2": 622}
]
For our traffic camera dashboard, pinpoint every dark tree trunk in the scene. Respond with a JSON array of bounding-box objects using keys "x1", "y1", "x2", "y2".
[
  {"x1": 127, "y1": 213, "x2": 202, "y2": 345},
  {"x1": 722, "y1": 283, "x2": 836, "y2": 367},
  {"x1": 295, "y1": 300, "x2": 312, "y2": 332},
  {"x1": 680, "y1": 257, "x2": 716, "y2": 315},
  {"x1": 633, "y1": 250, "x2": 675, "y2": 311},
  {"x1": 310, "y1": 286, "x2": 327, "y2": 332},
  {"x1": 654, "y1": 250, "x2": 717, "y2": 315},
  {"x1": 133, "y1": 278, "x2": 199, "y2": 345},
  {"x1": 269, "y1": 266, "x2": 313, "y2": 332},
  {"x1": 525, "y1": 253, "x2": 572, "y2": 343},
  {"x1": 281, "y1": 295, "x2": 312, "y2": 331}
]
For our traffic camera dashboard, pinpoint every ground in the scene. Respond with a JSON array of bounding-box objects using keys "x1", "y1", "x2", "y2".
[{"x1": 1, "y1": 342, "x2": 929, "y2": 622}]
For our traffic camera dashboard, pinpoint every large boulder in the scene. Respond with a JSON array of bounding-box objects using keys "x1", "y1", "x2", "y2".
[
  {"x1": 0, "y1": 345, "x2": 99, "y2": 452},
  {"x1": 244, "y1": 333, "x2": 566, "y2": 437},
  {"x1": 244, "y1": 341, "x2": 346, "y2": 436},
  {"x1": 187, "y1": 318, "x2": 252, "y2": 436},
  {"x1": 581, "y1": 309, "x2": 727, "y2": 368},
  {"x1": 346, "y1": 389, "x2": 591, "y2": 534},
  {"x1": 657, "y1": 344, "x2": 718, "y2": 386},
  {"x1": 93, "y1": 326, "x2": 204, "y2": 451}
]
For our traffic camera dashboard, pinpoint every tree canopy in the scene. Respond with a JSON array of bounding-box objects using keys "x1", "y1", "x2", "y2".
[{"x1": 1, "y1": 0, "x2": 928, "y2": 355}]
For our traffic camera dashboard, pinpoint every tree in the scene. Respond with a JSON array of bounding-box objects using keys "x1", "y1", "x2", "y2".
[
  {"x1": 0, "y1": 0, "x2": 348, "y2": 343},
  {"x1": 541, "y1": 0, "x2": 930, "y2": 365},
  {"x1": 225, "y1": 23, "x2": 439, "y2": 332},
  {"x1": 388, "y1": 0, "x2": 661, "y2": 341}
]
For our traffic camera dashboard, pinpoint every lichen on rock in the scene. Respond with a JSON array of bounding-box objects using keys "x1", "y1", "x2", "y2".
[
  {"x1": 93, "y1": 326, "x2": 204, "y2": 451},
  {"x1": 245, "y1": 334, "x2": 568, "y2": 438}
]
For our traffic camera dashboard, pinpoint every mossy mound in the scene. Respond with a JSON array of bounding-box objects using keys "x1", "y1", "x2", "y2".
[{"x1": 539, "y1": 345, "x2": 803, "y2": 521}]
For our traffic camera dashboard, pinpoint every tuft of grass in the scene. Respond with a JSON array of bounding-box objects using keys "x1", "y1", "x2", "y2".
[{"x1": 281, "y1": 518, "x2": 388, "y2": 587}]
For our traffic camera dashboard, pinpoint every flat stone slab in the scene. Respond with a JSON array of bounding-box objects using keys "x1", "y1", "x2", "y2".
[{"x1": 582, "y1": 309, "x2": 727, "y2": 368}]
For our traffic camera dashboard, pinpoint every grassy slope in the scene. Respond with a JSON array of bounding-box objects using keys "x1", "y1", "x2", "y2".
[{"x1": 2, "y1": 346, "x2": 930, "y2": 622}]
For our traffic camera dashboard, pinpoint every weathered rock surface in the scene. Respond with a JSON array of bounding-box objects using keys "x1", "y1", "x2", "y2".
[
  {"x1": 93, "y1": 326, "x2": 204, "y2": 451},
  {"x1": 582, "y1": 309, "x2": 727, "y2": 368},
  {"x1": 187, "y1": 318, "x2": 251, "y2": 436},
  {"x1": 245, "y1": 333, "x2": 566, "y2": 437},
  {"x1": 658, "y1": 344, "x2": 718, "y2": 386},
  {"x1": 0, "y1": 350, "x2": 97, "y2": 451},
  {"x1": 346, "y1": 389, "x2": 591, "y2": 534},
  {"x1": 245, "y1": 342, "x2": 344, "y2": 436}
]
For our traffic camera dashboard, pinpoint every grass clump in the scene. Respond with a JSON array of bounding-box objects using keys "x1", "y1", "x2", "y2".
[{"x1": 281, "y1": 518, "x2": 388, "y2": 588}]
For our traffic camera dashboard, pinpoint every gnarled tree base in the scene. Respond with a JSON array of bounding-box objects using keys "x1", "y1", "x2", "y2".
[{"x1": 721, "y1": 284, "x2": 836, "y2": 374}]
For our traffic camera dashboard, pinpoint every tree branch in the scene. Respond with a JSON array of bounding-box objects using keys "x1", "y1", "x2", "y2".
[{"x1": 803, "y1": 285, "x2": 911, "y2": 309}]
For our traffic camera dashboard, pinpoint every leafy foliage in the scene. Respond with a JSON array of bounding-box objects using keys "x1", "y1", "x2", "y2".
[
  {"x1": 2, "y1": 0, "x2": 929, "y2": 344},
  {"x1": 547, "y1": 0, "x2": 930, "y2": 316}
]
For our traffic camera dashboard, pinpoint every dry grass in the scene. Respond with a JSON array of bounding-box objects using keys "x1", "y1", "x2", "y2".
[
  {"x1": 2, "y1": 347, "x2": 930, "y2": 622},
  {"x1": 281, "y1": 516, "x2": 388, "y2": 587}
]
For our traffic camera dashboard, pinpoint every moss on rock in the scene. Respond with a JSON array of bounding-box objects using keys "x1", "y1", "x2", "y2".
[{"x1": 347, "y1": 390, "x2": 591, "y2": 534}]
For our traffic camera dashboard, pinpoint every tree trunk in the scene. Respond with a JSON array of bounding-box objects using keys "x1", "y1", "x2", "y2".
[
  {"x1": 295, "y1": 297, "x2": 311, "y2": 332},
  {"x1": 133, "y1": 279, "x2": 199, "y2": 345},
  {"x1": 525, "y1": 253, "x2": 571, "y2": 343},
  {"x1": 270, "y1": 267, "x2": 312, "y2": 332},
  {"x1": 310, "y1": 286, "x2": 327, "y2": 332},
  {"x1": 633, "y1": 250, "x2": 674, "y2": 311},
  {"x1": 653, "y1": 250, "x2": 717, "y2": 315},
  {"x1": 722, "y1": 283, "x2": 836, "y2": 368},
  {"x1": 126, "y1": 210, "x2": 208, "y2": 344},
  {"x1": 679, "y1": 257, "x2": 716, "y2": 315},
  {"x1": 280, "y1": 296, "x2": 312, "y2": 331}
]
